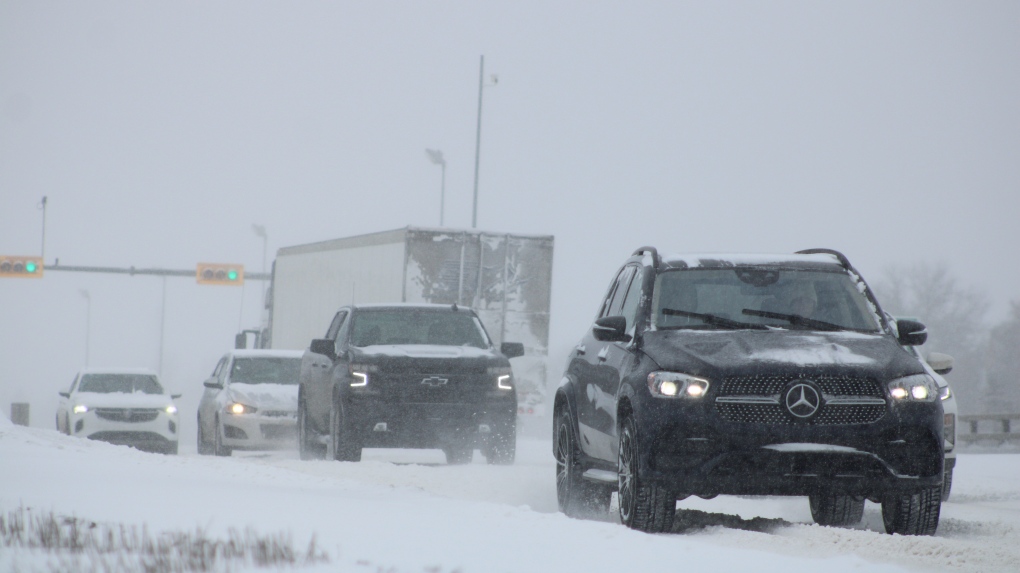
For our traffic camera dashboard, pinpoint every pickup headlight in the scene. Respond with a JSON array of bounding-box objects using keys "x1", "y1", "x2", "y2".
[
  {"x1": 647, "y1": 372, "x2": 710, "y2": 399},
  {"x1": 888, "y1": 374, "x2": 938, "y2": 402},
  {"x1": 227, "y1": 403, "x2": 257, "y2": 415},
  {"x1": 488, "y1": 366, "x2": 514, "y2": 390},
  {"x1": 349, "y1": 363, "x2": 377, "y2": 387},
  {"x1": 939, "y1": 385, "x2": 953, "y2": 401},
  {"x1": 72, "y1": 404, "x2": 89, "y2": 414}
]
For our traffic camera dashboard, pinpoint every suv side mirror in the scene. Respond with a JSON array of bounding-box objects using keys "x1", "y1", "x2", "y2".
[
  {"x1": 59, "y1": 392, "x2": 70, "y2": 398},
  {"x1": 593, "y1": 316, "x2": 631, "y2": 343},
  {"x1": 501, "y1": 342, "x2": 525, "y2": 359},
  {"x1": 310, "y1": 338, "x2": 337, "y2": 360},
  {"x1": 926, "y1": 352, "x2": 954, "y2": 375},
  {"x1": 897, "y1": 319, "x2": 928, "y2": 346},
  {"x1": 203, "y1": 379, "x2": 222, "y2": 389},
  {"x1": 171, "y1": 393, "x2": 182, "y2": 399}
]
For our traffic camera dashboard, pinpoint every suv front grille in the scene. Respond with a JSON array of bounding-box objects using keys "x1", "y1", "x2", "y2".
[
  {"x1": 715, "y1": 374, "x2": 886, "y2": 425},
  {"x1": 94, "y1": 408, "x2": 160, "y2": 423}
]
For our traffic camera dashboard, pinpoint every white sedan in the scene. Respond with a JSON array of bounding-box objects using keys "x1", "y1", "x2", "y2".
[
  {"x1": 56, "y1": 368, "x2": 181, "y2": 454},
  {"x1": 197, "y1": 349, "x2": 302, "y2": 456}
]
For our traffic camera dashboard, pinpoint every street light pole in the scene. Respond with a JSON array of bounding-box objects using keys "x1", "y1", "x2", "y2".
[
  {"x1": 425, "y1": 149, "x2": 447, "y2": 226},
  {"x1": 39, "y1": 196, "x2": 47, "y2": 261},
  {"x1": 252, "y1": 224, "x2": 268, "y2": 306},
  {"x1": 471, "y1": 56, "x2": 484, "y2": 229},
  {"x1": 79, "y1": 289, "x2": 91, "y2": 366}
]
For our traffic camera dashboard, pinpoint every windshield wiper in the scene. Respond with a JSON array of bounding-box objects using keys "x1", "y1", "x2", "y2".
[
  {"x1": 662, "y1": 308, "x2": 768, "y2": 330},
  {"x1": 741, "y1": 309, "x2": 846, "y2": 331}
]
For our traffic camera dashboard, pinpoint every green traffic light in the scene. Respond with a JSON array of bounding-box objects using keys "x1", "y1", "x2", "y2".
[
  {"x1": 228, "y1": 270, "x2": 238, "y2": 281},
  {"x1": 25, "y1": 261, "x2": 37, "y2": 273}
]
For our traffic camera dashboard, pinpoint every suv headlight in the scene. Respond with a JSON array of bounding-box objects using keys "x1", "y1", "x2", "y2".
[
  {"x1": 165, "y1": 404, "x2": 178, "y2": 415},
  {"x1": 647, "y1": 372, "x2": 710, "y2": 399},
  {"x1": 887, "y1": 374, "x2": 938, "y2": 402},
  {"x1": 939, "y1": 385, "x2": 953, "y2": 401},
  {"x1": 488, "y1": 366, "x2": 514, "y2": 390},
  {"x1": 72, "y1": 404, "x2": 89, "y2": 414},
  {"x1": 227, "y1": 403, "x2": 257, "y2": 415}
]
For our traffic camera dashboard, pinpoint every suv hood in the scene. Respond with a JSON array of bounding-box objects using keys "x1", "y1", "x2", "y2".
[
  {"x1": 73, "y1": 392, "x2": 174, "y2": 408},
  {"x1": 227, "y1": 383, "x2": 298, "y2": 411},
  {"x1": 641, "y1": 329, "x2": 924, "y2": 380}
]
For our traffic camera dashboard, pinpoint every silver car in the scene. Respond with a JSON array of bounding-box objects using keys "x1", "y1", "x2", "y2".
[
  {"x1": 56, "y1": 368, "x2": 180, "y2": 454},
  {"x1": 197, "y1": 349, "x2": 303, "y2": 456}
]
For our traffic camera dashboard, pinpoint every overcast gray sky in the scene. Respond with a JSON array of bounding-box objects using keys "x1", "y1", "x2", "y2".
[{"x1": 2, "y1": 1, "x2": 1018, "y2": 428}]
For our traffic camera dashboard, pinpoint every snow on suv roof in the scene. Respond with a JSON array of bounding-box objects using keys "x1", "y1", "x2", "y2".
[
  {"x1": 77, "y1": 367, "x2": 160, "y2": 376},
  {"x1": 228, "y1": 349, "x2": 305, "y2": 358},
  {"x1": 658, "y1": 252, "x2": 843, "y2": 269}
]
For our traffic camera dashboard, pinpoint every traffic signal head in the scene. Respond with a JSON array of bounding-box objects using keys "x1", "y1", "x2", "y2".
[
  {"x1": 196, "y1": 263, "x2": 244, "y2": 285},
  {"x1": 0, "y1": 256, "x2": 44, "y2": 278}
]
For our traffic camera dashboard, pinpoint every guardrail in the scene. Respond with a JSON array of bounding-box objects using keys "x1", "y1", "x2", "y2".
[{"x1": 957, "y1": 414, "x2": 1020, "y2": 444}]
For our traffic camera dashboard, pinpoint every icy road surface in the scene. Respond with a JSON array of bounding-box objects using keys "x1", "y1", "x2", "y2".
[{"x1": 2, "y1": 414, "x2": 1019, "y2": 572}]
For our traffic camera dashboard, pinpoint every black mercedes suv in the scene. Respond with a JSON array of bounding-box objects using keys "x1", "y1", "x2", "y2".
[
  {"x1": 298, "y1": 303, "x2": 523, "y2": 464},
  {"x1": 554, "y1": 247, "x2": 944, "y2": 535}
]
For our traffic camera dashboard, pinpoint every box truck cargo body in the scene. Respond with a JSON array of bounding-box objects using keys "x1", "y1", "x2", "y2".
[{"x1": 267, "y1": 227, "x2": 554, "y2": 416}]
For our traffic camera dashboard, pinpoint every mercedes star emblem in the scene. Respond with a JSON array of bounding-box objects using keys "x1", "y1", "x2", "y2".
[{"x1": 784, "y1": 382, "x2": 821, "y2": 419}]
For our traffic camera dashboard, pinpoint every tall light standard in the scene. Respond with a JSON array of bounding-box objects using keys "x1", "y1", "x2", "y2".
[
  {"x1": 252, "y1": 223, "x2": 268, "y2": 298},
  {"x1": 425, "y1": 149, "x2": 446, "y2": 226},
  {"x1": 78, "y1": 289, "x2": 91, "y2": 366},
  {"x1": 471, "y1": 55, "x2": 497, "y2": 229}
]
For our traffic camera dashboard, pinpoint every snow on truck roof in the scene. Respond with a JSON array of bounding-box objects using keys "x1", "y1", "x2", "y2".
[
  {"x1": 228, "y1": 349, "x2": 305, "y2": 358},
  {"x1": 276, "y1": 226, "x2": 554, "y2": 257}
]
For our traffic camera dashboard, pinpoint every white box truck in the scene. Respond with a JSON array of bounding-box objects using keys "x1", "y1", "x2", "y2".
[{"x1": 265, "y1": 227, "x2": 554, "y2": 416}]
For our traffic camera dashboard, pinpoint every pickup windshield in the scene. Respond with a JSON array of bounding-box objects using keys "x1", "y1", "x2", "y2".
[
  {"x1": 653, "y1": 267, "x2": 880, "y2": 332},
  {"x1": 350, "y1": 310, "x2": 491, "y2": 349}
]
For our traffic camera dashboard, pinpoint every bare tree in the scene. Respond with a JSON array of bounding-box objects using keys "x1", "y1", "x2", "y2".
[
  {"x1": 872, "y1": 262, "x2": 990, "y2": 413},
  {"x1": 985, "y1": 302, "x2": 1020, "y2": 414}
]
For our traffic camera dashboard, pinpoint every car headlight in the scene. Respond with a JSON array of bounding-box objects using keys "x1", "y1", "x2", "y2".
[
  {"x1": 647, "y1": 372, "x2": 710, "y2": 399},
  {"x1": 165, "y1": 404, "x2": 178, "y2": 415},
  {"x1": 72, "y1": 404, "x2": 89, "y2": 414},
  {"x1": 488, "y1": 366, "x2": 514, "y2": 390},
  {"x1": 939, "y1": 385, "x2": 953, "y2": 401},
  {"x1": 888, "y1": 374, "x2": 938, "y2": 402},
  {"x1": 227, "y1": 402, "x2": 257, "y2": 415}
]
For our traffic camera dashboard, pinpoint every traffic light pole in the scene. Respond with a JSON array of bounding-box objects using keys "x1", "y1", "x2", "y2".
[{"x1": 44, "y1": 263, "x2": 270, "y2": 281}]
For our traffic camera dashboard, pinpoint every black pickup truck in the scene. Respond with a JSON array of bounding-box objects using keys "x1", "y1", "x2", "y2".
[{"x1": 298, "y1": 303, "x2": 523, "y2": 464}]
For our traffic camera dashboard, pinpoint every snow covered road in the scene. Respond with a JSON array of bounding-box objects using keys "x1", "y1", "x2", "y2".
[{"x1": 2, "y1": 414, "x2": 1018, "y2": 572}]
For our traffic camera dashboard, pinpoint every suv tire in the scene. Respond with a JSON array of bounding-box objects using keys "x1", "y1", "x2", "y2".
[
  {"x1": 298, "y1": 397, "x2": 325, "y2": 461},
  {"x1": 327, "y1": 398, "x2": 361, "y2": 462},
  {"x1": 809, "y1": 495, "x2": 864, "y2": 527},
  {"x1": 618, "y1": 414, "x2": 674, "y2": 532},
  {"x1": 882, "y1": 487, "x2": 942, "y2": 535},
  {"x1": 554, "y1": 408, "x2": 611, "y2": 518}
]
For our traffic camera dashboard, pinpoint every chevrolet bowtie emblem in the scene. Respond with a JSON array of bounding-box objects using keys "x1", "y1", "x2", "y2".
[{"x1": 421, "y1": 376, "x2": 449, "y2": 387}]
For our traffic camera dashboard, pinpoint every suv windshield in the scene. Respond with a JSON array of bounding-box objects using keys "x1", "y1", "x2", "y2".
[
  {"x1": 230, "y1": 357, "x2": 301, "y2": 384},
  {"x1": 351, "y1": 310, "x2": 490, "y2": 349},
  {"x1": 653, "y1": 268, "x2": 880, "y2": 332},
  {"x1": 78, "y1": 374, "x2": 163, "y2": 394}
]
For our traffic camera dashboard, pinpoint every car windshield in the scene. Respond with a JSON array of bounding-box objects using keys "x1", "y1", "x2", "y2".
[
  {"x1": 350, "y1": 310, "x2": 490, "y2": 349},
  {"x1": 230, "y1": 357, "x2": 301, "y2": 384},
  {"x1": 78, "y1": 373, "x2": 164, "y2": 394},
  {"x1": 653, "y1": 267, "x2": 881, "y2": 332}
]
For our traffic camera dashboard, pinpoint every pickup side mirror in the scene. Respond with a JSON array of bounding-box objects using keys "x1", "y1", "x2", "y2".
[
  {"x1": 926, "y1": 352, "x2": 954, "y2": 375},
  {"x1": 310, "y1": 338, "x2": 337, "y2": 360},
  {"x1": 171, "y1": 393, "x2": 182, "y2": 399},
  {"x1": 59, "y1": 392, "x2": 70, "y2": 398},
  {"x1": 203, "y1": 379, "x2": 222, "y2": 389},
  {"x1": 897, "y1": 319, "x2": 928, "y2": 346},
  {"x1": 501, "y1": 342, "x2": 525, "y2": 359},
  {"x1": 593, "y1": 316, "x2": 631, "y2": 343}
]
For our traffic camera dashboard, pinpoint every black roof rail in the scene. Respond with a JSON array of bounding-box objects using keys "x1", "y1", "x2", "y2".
[
  {"x1": 795, "y1": 248, "x2": 852, "y2": 270},
  {"x1": 632, "y1": 246, "x2": 660, "y2": 269}
]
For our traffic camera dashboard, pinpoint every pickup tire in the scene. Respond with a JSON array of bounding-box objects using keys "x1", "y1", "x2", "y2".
[
  {"x1": 809, "y1": 495, "x2": 864, "y2": 526},
  {"x1": 484, "y1": 424, "x2": 516, "y2": 465},
  {"x1": 298, "y1": 396, "x2": 325, "y2": 460},
  {"x1": 443, "y1": 444, "x2": 474, "y2": 464},
  {"x1": 618, "y1": 414, "x2": 675, "y2": 532},
  {"x1": 327, "y1": 397, "x2": 361, "y2": 462},
  {"x1": 882, "y1": 487, "x2": 942, "y2": 535},
  {"x1": 555, "y1": 408, "x2": 611, "y2": 518}
]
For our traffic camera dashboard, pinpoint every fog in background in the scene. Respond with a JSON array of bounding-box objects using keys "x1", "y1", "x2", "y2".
[{"x1": 2, "y1": 2, "x2": 1018, "y2": 438}]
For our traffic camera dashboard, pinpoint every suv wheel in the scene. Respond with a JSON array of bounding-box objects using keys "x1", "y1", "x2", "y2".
[
  {"x1": 881, "y1": 487, "x2": 941, "y2": 535},
  {"x1": 618, "y1": 414, "x2": 675, "y2": 532},
  {"x1": 298, "y1": 397, "x2": 325, "y2": 460},
  {"x1": 484, "y1": 423, "x2": 516, "y2": 465},
  {"x1": 554, "y1": 408, "x2": 611, "y2": 518},
  {"x1": 213, "y1": 416, "x2": 232, "y2": 457},
  {"x1": 327, "y1": 398, "x2": 361, "y2": 462},
  {"x1": 809, "y1": 495, "x2": 864, "y2": 527},
  {"x1": 443, "y1": 444, "x2": 474, "y2": 464},
  {"x1": 197, "y1": 415, "x2": 212, "y2": 455}
]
